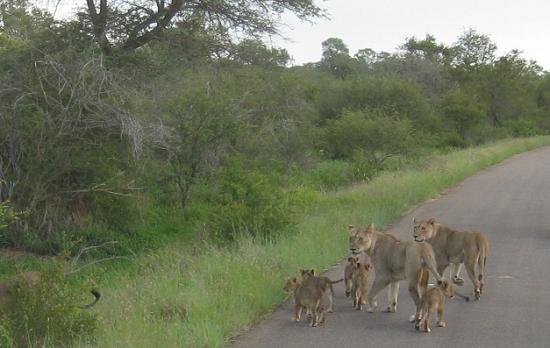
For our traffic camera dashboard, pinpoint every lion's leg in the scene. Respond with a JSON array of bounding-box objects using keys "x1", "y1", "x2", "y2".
[
  {"x1": 351, "y1": 284, "x2": 359, "y2": 308},
  {"x1": 423, "y1": 308, "x2": 431, "y2": 333},
  {"x1": 385, "y1": 281, "x2": 399, "y2": 313},
  {"x1": 465, "y1": 259, "x2": 481, "y2": 300},
  {"x1": 415, "y1": 302, "x2": 427, "y2": 330},
  {"x1": 345, "y1": 279, "x2": 353, "y2": 297},
  {"x1": 310, "y1": 306, "x2": 318, "y2": 327},
  {"x1": 367, "y1": 277, "x2": 390, "y2": 313},
  {"x1": 408, "y1": 282, "x2": 423, "y2": 323},
  {"x1": 354, "y1": 286, "x2": 361, "y2": 310},
  {"x1": 414, "y1": 268, "x2": 429, "y2": 324},
  {"x1": 451, "y1": 263, "x2": 464, "y2": 286},
  {"x1": 327, "y1": 284, "x2": 334, "y2": 313},
  {"x1": 436, "y1": 306, "x2": 446, "y2": 328},
  {"x1": 293, "y1": 304, "x2": 302, "y2": 322}
]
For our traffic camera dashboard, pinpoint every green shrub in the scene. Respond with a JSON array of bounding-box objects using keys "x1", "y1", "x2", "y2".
[
  {"x1": 503, "y1": 118, "x2": 542, "y2": 137},
  {"x1": 322, "y1": 109, "x2": 414, "y2": 166},
  {"x1": 0, "y1": 265, "x2": 99, "y2": 347},
  {"x1": 305, "y1": 160, "x2": 354, "y2": 191},
  {"x1": 203, "y1": 160, "x2": 296, "y2": 241}
]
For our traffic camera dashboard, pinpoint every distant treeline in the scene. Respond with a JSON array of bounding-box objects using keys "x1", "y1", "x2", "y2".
[{"x1": 0, "y1": 1, "x2": 549, "y2": 253}]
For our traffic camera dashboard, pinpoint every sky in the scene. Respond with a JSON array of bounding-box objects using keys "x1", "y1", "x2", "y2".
[
  {"x1": 269, "y1": 0, "x2": 550, "y2": 70},
  {"x1": 45, "y1": 0, "x2": 550, "y2": 70}
]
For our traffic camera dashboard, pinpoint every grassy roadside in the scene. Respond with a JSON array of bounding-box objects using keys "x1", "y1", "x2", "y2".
[
  {"x1": 87, "y1": 136, "x2": 550, "y2": 347},
  {"x1": 2, "y1": 137, "x2": 549, "y2": 347}
]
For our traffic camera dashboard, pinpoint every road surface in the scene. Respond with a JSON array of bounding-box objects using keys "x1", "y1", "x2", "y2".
[{"x1": 230, "y1": 146, "x2": 550, "y2": 348}]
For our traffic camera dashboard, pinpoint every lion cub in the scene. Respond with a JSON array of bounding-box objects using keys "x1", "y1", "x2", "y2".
[
  {"x1": 351, "y1": 262, "x2": 371, "y2": 310},
  {"x1": 283, "y1": 277, "x2": 326, "y2": 327},
  {"x1": 416, "y1": 279, "x2": 468, "y2": 333},
  {"x1": 344, "y1": 257, "x2": 359, "y2": 298},
  {"x1": 300, "y1": 269, "x2": 343, "y2": 313}
]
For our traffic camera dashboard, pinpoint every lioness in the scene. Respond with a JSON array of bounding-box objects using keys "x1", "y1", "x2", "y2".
[
  {"x1": 300, "y1": 269, "x2": 343, "y2": 313},
  {"x1": 348, "y1": 224, "x2": 441, "y2": 321},
  {"x1": 416, "y1": 279, "x2": 468, "y2": 332},
  {"x1": 344, "y1": 256, "x2": 359, "y2": 298},
  {"x1": 413, "y1": 218, "x2": 489, "y2": 300},
  {"x1": 351, "y1": 262, "x2": 371, "y2": 310},
  {"x1": 283, "y1": 277, "x2": 326, "y2": 327},
  {"x1": 0, "y1": 271, "x2": 101, "y2": 309}
]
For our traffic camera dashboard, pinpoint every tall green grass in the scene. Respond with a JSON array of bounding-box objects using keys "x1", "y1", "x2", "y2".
[{"x1": 83, "y1": 136, "x2": 550, "y2": 347}]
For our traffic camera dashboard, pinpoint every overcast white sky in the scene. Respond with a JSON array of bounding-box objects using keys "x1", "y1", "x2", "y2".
[
  {"x1": 270, "y1": 0, "x2": 550, "y2": 70},
  {"x1": 48, "y1": 0, "x2": 550, "y2": 70}
]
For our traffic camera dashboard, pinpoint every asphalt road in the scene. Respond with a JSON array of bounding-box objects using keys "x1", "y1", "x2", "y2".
[{"x1": 229, "y1": 146, "x2": 550, "y2": 348}]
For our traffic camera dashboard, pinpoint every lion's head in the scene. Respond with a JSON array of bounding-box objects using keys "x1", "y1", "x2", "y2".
[
  {"x1": 437, "y1": 279, "x2": 456, "y2": 298},
  {"x1": 348, "y1": 224, "x2": 375, "y2": 255},
  {"x1": 413, "y1": 217, "x2": 437, "y2": 242}
]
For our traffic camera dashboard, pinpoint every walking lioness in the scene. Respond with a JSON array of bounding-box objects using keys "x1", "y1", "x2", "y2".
[
  {"x1": 348, "y1": 224, "x2": 441, "y2": 320},
  {"x1": 413, "y1": 218, "x2": 489, "y2": 300}
]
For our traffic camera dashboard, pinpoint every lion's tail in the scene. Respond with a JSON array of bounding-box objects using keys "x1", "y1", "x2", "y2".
[
  {"x1": 419, "y1": 243, "x2": 442, "y2": 281},
  {"x1": 330, "y1": 278, "x2": 344, "y2": 284},
  {"x1": 79, "y1": 289, "x2": 101, "y2": 309}
]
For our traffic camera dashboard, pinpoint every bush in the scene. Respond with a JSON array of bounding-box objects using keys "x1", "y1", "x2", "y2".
[
  {"x1": 200, "y1": 159, "x2": 296, "y2": 241},
  {"x1": 503, "y1": 118, "x2": 542, "y2": 137},
  {"x1": 0, "y1": 201, "x2": 19, "y2": 232},
  {"x1": 0, "y1": 265, "x2": 99, "y2": 347},
  {"x1": 321, "y1": 109, "x2": 414, "y2": 167},
  {"x1": 441, "y1": 87, "x2": 487, "y2": 143},
  {"x1": 305, "y1": 160, "x2": 354, "y2": 191}
]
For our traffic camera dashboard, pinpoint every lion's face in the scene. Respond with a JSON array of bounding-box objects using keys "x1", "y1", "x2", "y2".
[
  {"x1": 438, "y1": 279, "x2": 456, "y2": 298},
  {"x1": 413, "y1": 218, "x2": 437, "y2": 242},
  {"x1": 348, "y1": 224, "x2": 375, "y2": 255},
  {"x1": 300, "y1": 269, "x2": 315, "y2": 280},
  {"x1": 283, "y1": 277, "x2": 299, "y2": 292}
]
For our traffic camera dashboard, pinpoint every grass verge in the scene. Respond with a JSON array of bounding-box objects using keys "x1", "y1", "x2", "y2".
[{"x1": 2, "y1": 137, "x2": 549, "y2": 347}]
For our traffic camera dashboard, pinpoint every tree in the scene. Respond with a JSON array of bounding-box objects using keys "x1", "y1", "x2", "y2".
[
  {"x1": 402, "y1": 34, "x2": 451, "y2": 63},
  {"x1": 77, "y1": 0, "x2": 322, "y2": 54},
  {"x1": 441, "y1": 87, "x2": 486, "y2": 141},
  {"x1": 320, "y1": 37, "x2": 354, "y2": 79},
  {"x1": 231, "y1": 39, "x2": 290, "y2": 67},
  {"x1": 452, "y1": 29, "x2": 497, "y2": 70},
  {"x1": 158, "y1": 87, "x2": 235, "y2": 211}
]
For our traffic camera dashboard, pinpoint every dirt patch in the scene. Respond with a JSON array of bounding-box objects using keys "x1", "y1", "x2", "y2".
[{"x1": 0, "y1": 249, "x2": 46, "y2": 260}]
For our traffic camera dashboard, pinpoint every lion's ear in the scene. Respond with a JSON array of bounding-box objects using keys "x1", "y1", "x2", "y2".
[
  {"x1": 310, "y1": 269, "x2": 315, "y2": 275},
  {"x1": 428, "y1": 217, "x2": 436, "y2": 225},
  {"x1": 437, "y1": 279, "x2": 443, "y2": 286},
  {"x1": 366, "y1": 223, "x2": 374, "y2": 233},
  {"x1": 347, "y1": 224, "x2": 354, "y2": 233}
]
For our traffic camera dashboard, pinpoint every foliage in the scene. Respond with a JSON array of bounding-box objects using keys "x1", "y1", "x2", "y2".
[
  {"x1": 322, "y1": 109, "x2": 414, "y2": 167},
  {"x1": 1, "y1": 2, "x2": 550, "y2": 255},
  {"x1": 201, "y1": 159, "x2": 296, "y2": 241},
  {"x1": 0, "y1": 265, "x2": 99, "y2": 347},
  {"x1": 441, "y1": 87, "x2": 487, "y2": 143},
  {"x1": 0, "y1": 201, "x2": 19, "y2": 232},
  {"x1": 78, "y1": 0, "x2": 323, "y2": 54}
]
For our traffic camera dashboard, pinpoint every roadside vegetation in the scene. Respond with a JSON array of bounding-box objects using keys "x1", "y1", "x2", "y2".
[{"x1": 1, "y1": 0, "x2": 550, "y2": 347}]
